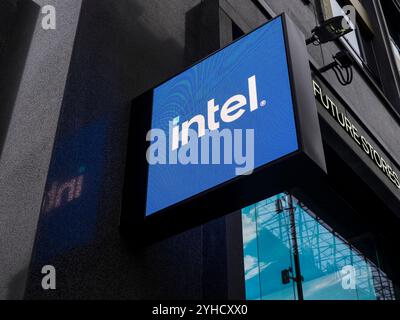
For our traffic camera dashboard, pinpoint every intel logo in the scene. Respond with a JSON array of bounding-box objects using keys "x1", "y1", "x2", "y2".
[
  {"x1": 146, "y1": 75, "x2": 267, "y2": 176},
  {"x1": 171, "y1": 75, "x2": 265, "y2": 150}
]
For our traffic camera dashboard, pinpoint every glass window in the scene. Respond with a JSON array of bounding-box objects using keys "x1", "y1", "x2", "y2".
[
  {"x1": 380, "y1": 0, "x2": 400, "y2": 77},
  {"x1": 242, "y1": 195, "x2": 297, "y2": 300},
  {"x1": 241, "y1": 193, "x2": 396, "y2": 300},
  {"x1": 390, "y1": 37, "x2": 400, "y2": 75},
  {"x1": 294, "y1": 205, "x2": 376, "y2": 300}
]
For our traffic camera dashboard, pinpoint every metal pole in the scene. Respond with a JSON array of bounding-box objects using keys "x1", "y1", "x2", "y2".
[{"x1": 287, "y1": 194, "x2": 304, "y2": 300}]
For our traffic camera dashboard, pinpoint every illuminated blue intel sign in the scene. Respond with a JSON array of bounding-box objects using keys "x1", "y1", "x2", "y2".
[{"x1": 145, "y1": 16, "x2": 299, "y2": 216}]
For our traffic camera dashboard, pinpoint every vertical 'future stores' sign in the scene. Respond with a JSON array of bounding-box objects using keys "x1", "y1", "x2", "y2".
[{"x1": 121, "y1": 15, "x2": 327, "y2": 243}]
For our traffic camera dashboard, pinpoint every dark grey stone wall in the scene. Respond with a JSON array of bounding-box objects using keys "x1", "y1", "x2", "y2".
[
  {"x1": 0, "y1": 0, "x2": 82, "y2": 300},
  {"x1": 23, "y1": 0, "x2": 244, "y2": 300}
]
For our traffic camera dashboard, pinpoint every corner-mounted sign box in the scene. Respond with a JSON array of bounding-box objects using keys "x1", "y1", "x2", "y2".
[{"x1": 121, "y1": 14, "x2": 327, "y2": 244}]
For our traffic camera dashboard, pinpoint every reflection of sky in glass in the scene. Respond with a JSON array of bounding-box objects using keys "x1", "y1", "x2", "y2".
[
  {"x1": 242, "y1": 193, "x2": 297, "y2": 300},
  {"x1": 241, "y1": 193, "x2": 396, "y2": 300}
]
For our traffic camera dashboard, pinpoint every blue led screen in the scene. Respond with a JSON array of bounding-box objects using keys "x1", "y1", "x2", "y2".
[{"x1": 146, "y1": 17, "x2": 298, "y2": 216}]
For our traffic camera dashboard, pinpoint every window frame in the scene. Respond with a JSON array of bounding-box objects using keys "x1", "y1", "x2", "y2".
[{"x1": 322, "y1": 0, "x2": 381, "y2": 81}]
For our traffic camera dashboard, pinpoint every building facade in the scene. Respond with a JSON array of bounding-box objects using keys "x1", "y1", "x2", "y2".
[{"x1": 1, "y1": 0, "x2": 400, "y2": 300}]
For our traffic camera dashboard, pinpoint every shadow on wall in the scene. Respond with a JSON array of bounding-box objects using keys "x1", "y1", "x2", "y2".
[
  {"x1": 185, "y1": 0, "x2": 222, "y2": 65},
  {"x1": 6, "y1": 267, "x2": 28, "y2": 300},
  {"x1": 0, "y1": 0, "x2": 39, "y2": 157},
  {"x1": 22, "y1": 0, "x2": 224, "y2": 299}
]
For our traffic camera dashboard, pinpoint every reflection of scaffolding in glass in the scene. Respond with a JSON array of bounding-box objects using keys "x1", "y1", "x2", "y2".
[
  {"x1": 370, "y1": 266, "x2": 396, "y2": 300},
  {"x1": 252, "y1": 193, "x2": 395, "y2": 300}
]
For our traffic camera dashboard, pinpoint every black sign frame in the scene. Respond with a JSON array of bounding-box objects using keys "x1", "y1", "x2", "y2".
[{"x1": 120, "y1": 14, "x2": 327, "y2": 245}]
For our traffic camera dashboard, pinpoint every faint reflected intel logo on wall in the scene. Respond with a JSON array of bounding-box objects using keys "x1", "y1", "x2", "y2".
[
  {"x1": 33, "y1": 118, "x2": 108, "y2": 265},
  {"x1": 43, "y1": 166, "x2": 85, "y2": 213}
]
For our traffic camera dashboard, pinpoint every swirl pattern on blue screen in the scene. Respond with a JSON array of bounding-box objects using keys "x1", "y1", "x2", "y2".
[{"x1": 146, "y1": 17, "x2": 298, "y2": 216}]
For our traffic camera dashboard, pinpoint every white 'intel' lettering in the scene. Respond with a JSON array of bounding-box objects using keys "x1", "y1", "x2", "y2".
[{"x1": 171, "y1": 75, "x2": 264, "y2": 151}]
